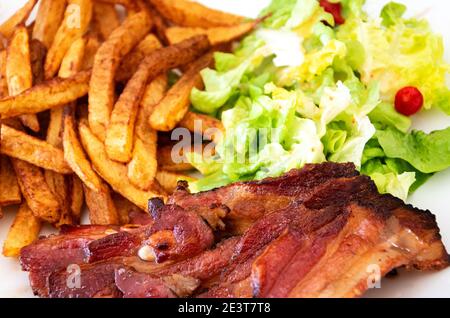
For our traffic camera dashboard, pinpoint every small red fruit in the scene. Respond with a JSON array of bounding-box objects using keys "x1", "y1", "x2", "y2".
[
  {"x1": 395, "y1": 86, "x2": 424, "y2": 116},
  {"x1": 319, "y1": 0, "x2": 345, "y2": 25}
]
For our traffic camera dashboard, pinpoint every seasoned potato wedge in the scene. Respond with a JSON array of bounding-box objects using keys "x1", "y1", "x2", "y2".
[
  {"x1": 149, "y1": 52, "x2": 213, "y2": 131},
  {"x1": 166, "y1": 22, "x2": 257, "y2": 46},
  {"x1": 12, "y1": 159, "x2": 61, "y2": 223},
  {"x1": 83, "y1": 183, "x2": 119, "y2": 225},
  {"x1": 88, "y1": 11, "x2": 153, "y2": 140},
  {"x1": 32, "y1": 0, "x2": 67, "y2": 49},
  {"x1": 44, "y1": 0, "x2": 93, "y2": 79},
  {"x1": 0, "y1": 70, "x2": 91, "y2": 119},
  {"x1": 179, "y1": 111, "x2": 225, "y2": 143},
  {"x1": 1, "y1": 125, "x2": 71, "y2": 174},
  {"x1": 158, "y1": 144, "x2": 194, "y2": 172},
  {"x1": 0, "y1": 155, "x2": 22, "y2": 206},
  {"x1": 0, "y1": 0, "x2": 38, "y2": 39},
  {"x1": 63, "y1": 110, "x2": 104, "y2": 192},
  {"x1": 3, "y1": 202, "x2": 41, "y2": 257},
  {"x1": 79, "y1": 122, "x2": 167, "y2": 209},
  {"x1": 6, "y1": 26, "x2": 40, "y2": 132},
  {"x1": 156, "y1": 170, "x2": 197, "y2": 194},
  {"x1": 150, "y1": 0, "x2": 245, "y2": 28},
  {"x1": 0, "y1": 50, "x2": 7, "y2": 99},
  {"x1": 69, "y1": 175, "x2": 84, "y2": 223},
  {"x1": 92, "y1": 2, "x2": 120, "y2": 40},
  {"x1": 116, "y1": 34, "x2": 162, "y2": 82},
  {"x1": 105, "y1": 36, "x2": 209, "y2": 163},
  {"x1": 127, "y1": 75, "x2": 167, "y2": 190}
]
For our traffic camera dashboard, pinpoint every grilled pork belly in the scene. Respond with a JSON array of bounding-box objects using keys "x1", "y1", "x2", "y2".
[{"x1": 20, "y1": 163, "x2": 449, "y2": 298}]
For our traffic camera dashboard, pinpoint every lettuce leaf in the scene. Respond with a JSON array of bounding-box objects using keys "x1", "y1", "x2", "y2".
[
  {"x1": 337, "y1": 3, "x2": 450, "y2": 114},
  {"x1": 376, "y1": 127, "x2": 450, "y2": 174}
]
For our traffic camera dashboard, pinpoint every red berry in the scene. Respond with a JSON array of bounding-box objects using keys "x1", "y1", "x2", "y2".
[
  {"x1": 395, "y1": 86, "x2": 424, "y2": 116},
  {"x1": 319, "y1": 0, "x2": 345, "y2": 25}
]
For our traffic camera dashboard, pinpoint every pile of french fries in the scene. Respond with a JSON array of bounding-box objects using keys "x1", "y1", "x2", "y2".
[{"x1": 0, "y1": 0, "x2": 252, "y2": 257}]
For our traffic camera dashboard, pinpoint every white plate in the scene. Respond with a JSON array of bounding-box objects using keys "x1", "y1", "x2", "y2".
[{"x1": 0, "y1": 0, "x2": 449, "y2": 298}]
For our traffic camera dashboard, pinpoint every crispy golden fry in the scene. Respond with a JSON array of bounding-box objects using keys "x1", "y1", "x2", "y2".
[
  {"x1": 158, "y1": 144, "x2": 194, "y2": 172},
  {"x1": 59, "y1": 37, "x2": 86, "y2": 79},
  {"x1": 148, "y1": 4, "x2": 170, "y2": 45},
  {"x1": 150, "y1": 52, "x2": 213, "y2": 132},
  {"x1": 113, "y1": 193, "x2": 142, "y2": 225},
  {"x1": 156, "y1": 170, "x2": 197, "y2": 194},
  {"x1": 0, "y1": 50, "x2": 7, "y2": 98},
  {"x1": 0, "y1": 155, "x2": 22, "y2": 206},
  {"x1": 105, "y1": 36, "x2": 210, "y2": 163},
  {"x1": 45, "y1": 170, "x2": 70, "y2": 226},
  {"x1": 166, "y1": 22, "x2": 257, "y2": 46},
  {"x1": 12, "y1": 158, "x2": 61, "y2": 223},
  {"x1": 30, "y1": 39, "x2": 47, "y2": 85},
  {"x1": 79, "y1": 122, "x2": 167, "y2": 209},
  {"x1": 1, "y1": 125, "x2": 71, "y2": 174},
  {"x1": 81, "y1": 34, "x2": 101, "y2": 70},
  {"x1": 88, "y1": 11, "x2": 152, "y2": 141},
  {"x1": 92, "y1": 2, "x2": 120, "y2": 40},
  {"x1": 44, "y1": 0, "x2": 93, "y2": 79},
  {"x1": 6, "y1": 26, "x2": 40, "y2": 132},
  {"x1": 32, "y1": 0, "x2": 67, "y2": 49},
  {"x1": 179, "y1": 111, "x2": 224, "y2": 143},
  {"x1": 69, "y1": 175, "x2": 84, "y2": 223},
  {"x1": 83, "y1": 183, "x2": 119, "y2": 225},
  {"x1": 47, "y1": 37, "x2": 86, "y2": 150},
  {"x1": 0, "y1": 0, "x2": 38, "y2": 39},
  {"x1": 127, "y1": 75, "x2": 167, "y2": 190},
  {"x1": 63, "y1": 111, "x2": 104, "y2": 192},
  {"x1": 150, "y1": 0, "x2": 245, "y2": 28},
  {"x1": 0, "y1": 70, "x2": 91, "y2": 119},
  {"x1": 2, "y1": 202, "x2": 41, "y2": 257},
  {"x1": 116, "y1": 34, "x2": 162, "y2": 82}
]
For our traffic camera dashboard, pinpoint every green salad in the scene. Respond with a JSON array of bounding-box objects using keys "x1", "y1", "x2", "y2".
[{"x1": 187, "y1": 0, "x2": 450, "y2": 201}]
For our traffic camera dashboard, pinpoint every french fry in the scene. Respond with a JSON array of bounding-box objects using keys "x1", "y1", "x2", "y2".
[
  {"x1": 148, "y1": 4, "x2": 170, "y2": 45},
  {"x1": 1, "y1": 125, "x2": 72, "y2": 174},
  {"x1": 149, "y1": 52, "x2": 213, "y2": 132},
  {"x1": 2, "y1": 202, "x2": 41, "y2": 257},
  {"x1": 127, "y1": 75, "x2": 167, "y2": 190},
  {"x1": 79, "y1": 122, "x2": 167, "y2": 210},
  {"x1": 88, "y1": 11, "x2": 152, "y2": 140},
  {"x1": 63, "y1": 110, "x2": 104, "y2": 192},
  {"x1": 150, "y1": 0, "x2": 245, "y2": 28},
  {"x1": 30, "y1": 39, "x2": 47, "y2": 85},
  {"x1": 83, "y1": 183, "x2": 119, "y2": 225},
  {"x1": 179, "y1": 111, "x2": 225, "y2": 143},
  {"x1": 47, "y1": 37, "x2": 86, "y2": 150},
  {"x1": 116, "y1": 34, "x2": 162, "y2": 82},
  {"x1": 0, "y1": 155, "x2": 22, "y2": 206},
  {"x1": 44, "y1": 0, "x2": 93, "y2": 79},
  {"x1": 166, "y1": 22, "x2": 257, "y2": 46},
  {"x1": 92, "y1": 2, "x2": 121, "y2": 40},
  {"x1": 12, "y1": 158, "x2": 61, "y2": 223},
  {"x1": 0, "y1": 70, "x2": 91, "y2": 119},
  {"x1": 47, "y1": 38, "x2": 86, "y2": 228},
  {"x1": 6, "y1": 26, "x2": 40, "y2": 132},
  {"x1": 69, "y1": 175, "x2": 84, "y2": 223},
  {"x1": 0, "y1": 0, "x2": 38, "y2": 39},
  {"x1": 156, "y1": 170, "x2": 197, "y2": 193},
  {"x1": 32, "y1": 0, "x2": 67, "y2": 49},
  {"x1": 81, "y1": 34, "x2": 101, "y2": 70},
  {"x1": 105, "y1": 35, "x2": 210, "y2": 163},
  {"x1": 113, "y1": 193, "x2": 142, "y2": 225},
  {"x1": 45, "y1": 169, "x2": 70, "y2": 227},
  {"x1": 158, "y1": 144, "x2": 194, "y2": 172},
  {"x1": 0, "y1": 50, "x2": 7, "y2": 99}
]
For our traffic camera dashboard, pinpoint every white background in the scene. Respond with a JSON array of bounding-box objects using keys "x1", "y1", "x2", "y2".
[{"x1": 0, "y1": 0, "x2": 449, "y2": 298}]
